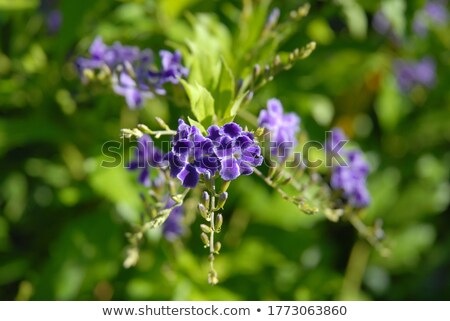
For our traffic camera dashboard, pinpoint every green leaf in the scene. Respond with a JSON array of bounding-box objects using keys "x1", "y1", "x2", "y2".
[
  {"x1": 188, "y1": 116, "x2": 207, "y2": 134},
  {"x1": 375, "y1": 74, "x2": 410, "y2": 130},
  {"x1": 223, "y1": 91, "x2": 248, "y2": 121},
  {"x1": 0, "y1": 0, "x2": 38, "y2": 10},
  {"x1": 180, "y1": 80, "x2": 215, "y2": 124},
  {"x1": 213, "y1": 57, "x2": 235, "y2": 119},
  {"x1": 381, "y1": 0, "x2": 406, "y2": 37},
  {"x1": 337, "y1": 0, "x2": 368, "y2": 39}
]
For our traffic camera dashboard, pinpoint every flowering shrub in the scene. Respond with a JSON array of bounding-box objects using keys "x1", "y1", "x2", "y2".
[{"x1": 75, "y1": 3, "x2": 381, "y2": 284}]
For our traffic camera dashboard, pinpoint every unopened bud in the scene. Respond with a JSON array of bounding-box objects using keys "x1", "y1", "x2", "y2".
[
  {"x1": 216, "y1": 192, "x2": 228, "y2": 210},
  {"x1": 82, "y1": 69, "x2": 95, "y2": 81},
  {"x1": 137, "y1": 123, "x2": 153, "y2": 134},
  {"x1": 201, "y1": 233, "x2": 210, "y2": 247},
  {"x1": 198, "y1": 203, "x2": 210, "y2": 220},
  {"x1": 215, "y1": 214, "x2": 223, "y2": 232},
  {"x1": 214, "y1": 241, "x2": 222, "y2": 253},
  {"x1": 200, "y1": 224, "x2": 211, "y2": 234},
  {"x1": 201, "y1": 191, "x2": 210, "y2": 210},
  {"x1": 155, "y1": 116, "x2": 170, "y2": 130},
  {"x1": 274, "y1": 54, "x2": 281, "y2": 67},
  {"x1": 254, "y1": 127, "x2": 265, "y2": 138},
  {"x1": 253, "y1": 64, "x2": 261, "y2": 79},
  {"x1": 264, "y1": 65, "x2": 271, "y2": 78},
  {"x1": 220, "y1": 180, "x2": 231, "y2": 193},
  {"x1": 203, "y1": 172, "x2": 215, "y2": 192}
]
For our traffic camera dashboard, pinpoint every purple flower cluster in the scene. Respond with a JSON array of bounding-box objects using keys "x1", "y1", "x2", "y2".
[
  {"x1": 76, "y1": 36, "x2": 188, "y2": 109},
  {"x1": 413, "y1": 0, "x2": 448, "y2": 36},
  {"x1": 258, "y1": 98, "x2": 300, "y2": 160},
  {"x1": 327, "y1": 128, "x2": 370, "y2": 208},
  {"x1": 166, "y1": 120, "x2": 263, "y2": 188},
  {"x1": 393, "y1": 57, "x2": 436, "y2": 92},
  {"x1": 128, "y1": 134, "x2": 165, "y2": 187}
]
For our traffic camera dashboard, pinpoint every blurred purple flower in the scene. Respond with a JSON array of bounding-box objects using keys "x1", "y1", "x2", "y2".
[
  {"x1": 413, "y1": 0, "x2": 448, "y2": 36},
  {"x1": 128, "y1": 134, "x2": 165, "y2": 187},
  {"x1": 113, "y1": 72, "x2": 155, "y2": 109},
  {"x1": 393, "y1": 57, "x2": 436, "y2": 92},
  {"x1": 372, "y1": 11, "x2": 391, "y2": 35},
  {"x1": 158, "y1": 50, "x2": 189, "y2": 85},
  {"x1": 208, "y1": 123, "x2": 263, "y2": 181},
  {"x1": 76, "y1": 37, "x2": 188, "y2": 109},
  {"x1": 162, "y1": 199, "x2": 184, "y2": 241},
  {"x1": 47, "y1": 10, "x2": 62, "y2": 34},
  {"x1": 258, "y1": 98, "x2": 300, "y2": 160},
  {"x1": 326, "y1": 128, "x2": 371, "y2": 208}
]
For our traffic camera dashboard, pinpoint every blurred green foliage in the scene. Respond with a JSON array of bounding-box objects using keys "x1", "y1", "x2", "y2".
[{"x1": 0, "y1": 0, "x2": 449, "y2": 300}]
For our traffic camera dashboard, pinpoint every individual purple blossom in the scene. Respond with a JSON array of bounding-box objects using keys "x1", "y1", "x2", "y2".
[
  {"x1": 326, "y1": 128, "x2": 370, "y2": 208},
  {"x1": 393, "y1": 57, "x2": 436, "y2": 92},
  {"x1": 413, "y1": 0, "x2": 448, "y2": 36},
  {"x1": 208, "y1": 123, "x2": 263, "y2": 181},
  {"x1": 371, "y1": 10, "x2": 402, "y2": 44},
  {"x1": 128, "y1": 134, "x2": 165, "y2": 187},
  {"x1": 258, "y1": 98, "x2": 300, "y2": 160},
  {"x1": 47, "y1": 10, "x2": 62, "y2": 34},
  {"x1": 113, "y1": 72, "x2": 155, "y2": 109},
  {"x1": 165, "y1": 120, "x2": 220, "y2": 188},
  {"x1": 162, "y1": 199, "x2": 184, "y2": 241},
  {"x1": 158, "y1": 50, "x2": 189, "y2": 84}
]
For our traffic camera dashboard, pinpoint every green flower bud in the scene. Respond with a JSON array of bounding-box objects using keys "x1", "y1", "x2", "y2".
[
  {"x1": 216, "y1": 192, "x2": 228, "y2": 210},
  {"x1": 201, "y1": 232, "x2": 210, "y2": 247},
  {"x1": 200, "y1": 224, "x2": 211, "y2": 234},
  {"x1": 215, "y1": 214, "x2": 223, "y2": 233}
]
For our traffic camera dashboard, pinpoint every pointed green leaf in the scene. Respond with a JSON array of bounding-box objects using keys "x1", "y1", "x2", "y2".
[
  {"x1": 214, "y1": 57, "x2": 235, "y2": 119},
  {"x1": 180, "y1": 79, "x2": 215, "y2": 123}
]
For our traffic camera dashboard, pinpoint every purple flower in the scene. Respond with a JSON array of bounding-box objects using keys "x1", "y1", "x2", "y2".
[
  {"x1": 413, "y1": 1, "x2": 448, "y2": 36},
  {"x1": 113, "y1": 72, "x2": 155, "y2": 109},
  {"x1": 326, "y1": 128, "x2": 371, "y2": 208},
  {"x1": 76, "y1": 37, "x2": 188, "y2": 109},
  {"x1": 47, "y1": 10, "x2": 62, "y2": 34},
  {"x1": 393, "y1": 57, "x2": 436, "y2": 92},
  {"x1": 162, "y1": 199, "x2": 184, "y2": 241},
  {"x1": 128, "y1": 134, "x2": 165, "y2": 187},
  {"x1": 158, "y1": 50, "x2": 189, "y2": 84},
  {"x1": 166, "y1": 120, "x2": 220, "y2": 188},
  {"x1": 208, "y1": 123, "x2": 263, "y2": 181},
  {"x1": 258, "y1": 98, "x2": 300, "y2": 159},
  {"x1": 372, "y1": 11, "x2": 391, "y2": 35}
]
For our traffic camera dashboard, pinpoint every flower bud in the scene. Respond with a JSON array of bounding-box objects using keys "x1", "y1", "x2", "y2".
[
  {"x1": 253, "y1": 64, "x2": 261, "y2": 79},
  {"x1": 216, "y1": 192, "x2": 228, "y2": 210},
  {"x1": 214, "y1": 241, "x2": 222, "y2": 253},
  {"x1": 198, "y1": 203, "x2": 210, "y2": 221},
  {"x1": 155, "y1": 116, "x2": 170, "y2": 130},
  {"x1": 201, "y1": 232, "x2": 210, "y2": 247},
  {"x1": 215, "y1": 214, "x2": 223, "y2": 233},
  {"x1": 274, "y1": 54, "x2": 281, "y2": 67},
  {"x1": 203, "y1": 172, "x2": 215, "y2": 192},
  {"x1": 201, "y1": 191, "x2": 210, "y2": 210},
  {"x1": 200, "y1": 224, "x2": 211, "y2": 234}
]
